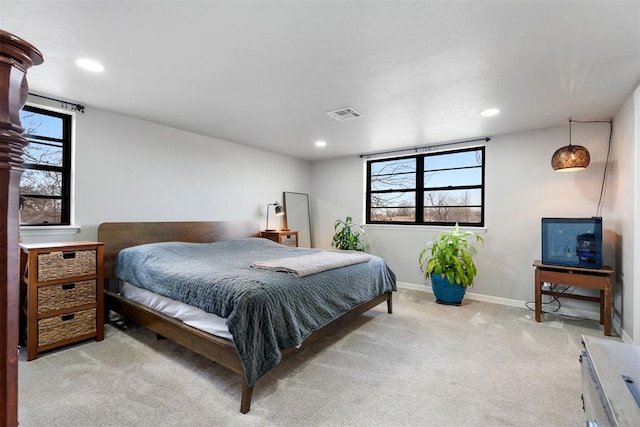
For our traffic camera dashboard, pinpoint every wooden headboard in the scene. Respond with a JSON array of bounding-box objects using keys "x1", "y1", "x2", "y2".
[{"x1": 98, "y1": 221, "x2": 259, "y2": 279}]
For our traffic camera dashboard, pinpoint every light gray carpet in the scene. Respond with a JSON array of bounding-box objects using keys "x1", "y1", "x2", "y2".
[{"x1": 18, "y1": 289, "x2": 614, "y2": 426}]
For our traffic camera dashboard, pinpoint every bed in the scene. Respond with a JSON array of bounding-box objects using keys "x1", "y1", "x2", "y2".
[{"x1": 98, "y1": 221, "x2": 396, "y2": 413}]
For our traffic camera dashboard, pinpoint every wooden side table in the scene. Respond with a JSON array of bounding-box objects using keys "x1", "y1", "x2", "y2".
[
  {"x1": 260, "y1": 230, "x2": 298, "y2": 247},
  {"x1": 533, "y1": 260, "x2": 614, "y2": 336}
]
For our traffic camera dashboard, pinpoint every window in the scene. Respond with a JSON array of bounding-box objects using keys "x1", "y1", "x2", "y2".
[
  {"x1": 366, "y1": 146, "x2": 485, "y2": 226},
  {"x1": 19, "y1": 105, "x2": 72, "y2": 226}
]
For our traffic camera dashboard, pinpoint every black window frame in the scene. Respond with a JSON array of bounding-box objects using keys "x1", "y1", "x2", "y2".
[
  {"x1": 366, "y1": 146, "x2": 485, "y2": 227},
  {"x1": 19, "y1": 105, "x2": 72, "y2": 226}
]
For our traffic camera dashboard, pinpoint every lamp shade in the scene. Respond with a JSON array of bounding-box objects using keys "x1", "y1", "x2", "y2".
[
  {"x1": 274, "y1": 204, "x2": 284, "y2": 215},
  {"x1": 551, "y1": 144, "x2": 590, "y2": 172}
]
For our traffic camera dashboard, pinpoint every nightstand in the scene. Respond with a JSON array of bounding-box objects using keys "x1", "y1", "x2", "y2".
[
  {"x1": 260, "y1": 230, "x2": 298, "y2": 247},
  {"x1": 19, "y1": 241, "x2": 104, "y2": 360}
]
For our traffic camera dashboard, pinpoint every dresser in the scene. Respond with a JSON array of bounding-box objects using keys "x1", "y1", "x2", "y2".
[
  {"x1": 20, "y1": 241, "x2": 104, "y2": 360},
  {"x1": 260, "y1": 230, "x2": 298, "y2": 247},
  {"x1": 580, "y1": 335, "x2": 640, "y2": 426}
]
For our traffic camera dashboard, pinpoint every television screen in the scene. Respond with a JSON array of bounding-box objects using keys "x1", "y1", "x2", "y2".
[{"x1": 541, "y1": 217, "x2": 602, "y2": 269}]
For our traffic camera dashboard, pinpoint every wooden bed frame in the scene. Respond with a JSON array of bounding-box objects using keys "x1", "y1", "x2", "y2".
[{"x1": 98, "y1": 221, "x2": 393, "y2": 413}]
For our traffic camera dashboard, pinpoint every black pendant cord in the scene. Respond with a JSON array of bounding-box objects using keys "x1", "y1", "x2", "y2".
[
  {"x1": 569, "y1": 117, "x2": 573, "y2": 147},
  {"x1": 572, "y1": 119, "x2": 614, "y2": 217}
]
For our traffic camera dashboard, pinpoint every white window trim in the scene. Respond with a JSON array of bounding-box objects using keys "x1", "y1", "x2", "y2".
[
  {"x1": 20, "y1": 225, "x2": 81, "y2": 237},
  {"x1": 363, "y1": 223, "x2": 488, "y2": 234}
]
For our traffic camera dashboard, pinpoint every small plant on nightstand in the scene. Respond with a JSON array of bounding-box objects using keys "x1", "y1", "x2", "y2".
[{"x1": 332, "y1": 215, "x2": 365, "y2": 252}]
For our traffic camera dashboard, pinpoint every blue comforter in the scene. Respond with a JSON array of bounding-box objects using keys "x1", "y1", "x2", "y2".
[{"x1": 115, "y1": 238, "x2": 396, "y2": 386}]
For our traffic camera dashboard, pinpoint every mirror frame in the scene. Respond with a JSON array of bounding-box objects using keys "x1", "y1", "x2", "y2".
[{"x1": 283, "y1": 191, "x2": 312, "y2": 248}]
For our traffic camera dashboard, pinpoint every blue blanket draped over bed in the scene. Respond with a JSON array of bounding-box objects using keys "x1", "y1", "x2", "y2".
[{"x1": 115, "y1": 238, "x2": 396, "y2": 386}]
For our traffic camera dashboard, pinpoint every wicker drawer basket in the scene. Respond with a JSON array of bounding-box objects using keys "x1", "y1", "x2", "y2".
[
  {"x1": 279, "y1": 234, "x2": 297, "y2": 247},
  {"x1": 37, "y1": 249, "x2": 96, "y2": 282},
  {"x1": 38, "y1": 308, "x2": 96, "y2": 347},
  {"x1": 37, "y1": 280, "x2": 96, "y2": 314}
]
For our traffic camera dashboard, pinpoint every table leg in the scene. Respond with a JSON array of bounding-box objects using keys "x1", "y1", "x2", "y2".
[
  {"x1": 599, "y1": 290, "x2": 604, "y2": 325},
  {"x1": 603, "y1": 278, "x2": 612, "y2": 336},
  {"x1": 535, "y1": 268, "x2": 541, "y2": 322}
]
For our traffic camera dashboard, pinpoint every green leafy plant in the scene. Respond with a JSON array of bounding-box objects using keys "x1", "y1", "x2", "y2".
[
  {"x1": 418, "y1": 223, "x2": 484, "y2": 288},
  {"x1": 332, "y1": 215, "x2": 365, "y2": 252}
]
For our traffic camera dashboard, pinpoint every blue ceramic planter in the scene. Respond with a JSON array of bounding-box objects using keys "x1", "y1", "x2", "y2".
[{"x1": 430, "y1": 273, "x2": 466, "y2": 305}]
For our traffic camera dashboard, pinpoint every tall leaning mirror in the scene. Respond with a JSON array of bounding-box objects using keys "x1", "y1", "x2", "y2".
[{"x1": 283, "y1": 192, "x2": 312, "y2": 248}]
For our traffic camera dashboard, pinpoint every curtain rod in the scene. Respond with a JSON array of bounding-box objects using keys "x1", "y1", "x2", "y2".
[
  {"x1": 28, "y1": 92, "x2": 85, "y2": 113},
  {"x1": 359, "y1": 137, "x2": 490, "y2": 159}
]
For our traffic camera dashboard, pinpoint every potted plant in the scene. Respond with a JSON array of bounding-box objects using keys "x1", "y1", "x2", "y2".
[
  {"x1": 332, "y1": 215, "x2": 365, "y2": 252},
  {"x1": 418, "y1": 223, "x2": 483, "y2": 305}
]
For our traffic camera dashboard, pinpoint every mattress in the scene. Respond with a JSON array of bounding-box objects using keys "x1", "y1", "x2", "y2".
[{"x1": 120, "y1": 281, "x2": 233, "y2": 340}]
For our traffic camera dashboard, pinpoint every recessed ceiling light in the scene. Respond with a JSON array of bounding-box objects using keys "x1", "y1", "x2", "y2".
[
  {"x1": 480, "y1": 108, "x2": 500, "y2": 117},
  {"x1": 75, "y1": 58, "x2": 104, "y2": 72},
  {"x1": 315, "y1": 140, "x2": 327, "y2": 148}
]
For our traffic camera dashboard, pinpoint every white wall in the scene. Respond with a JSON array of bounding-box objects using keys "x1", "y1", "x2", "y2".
[
  {"x1": 636, "y1": 87, "x2": 640, "y2": 345},
  {"x1": 21, "y1": 97, "x2": 312, "y2": 244},
  {"x1": 311, "y1": 121, "x2": 615, "y2": 318},
  {"x1": 603, "y1": 84, "x2": 640, "y2": 344}
]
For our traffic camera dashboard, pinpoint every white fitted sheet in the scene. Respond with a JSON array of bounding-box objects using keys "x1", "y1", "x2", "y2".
[{"x1": 119, "y1": 281, "x2": 233, "y2": 341}]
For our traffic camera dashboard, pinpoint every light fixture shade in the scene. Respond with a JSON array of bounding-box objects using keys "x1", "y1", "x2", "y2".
[
  {"x1": 274, "y1": 204, "x2": 284, "y2": 216},
  {"x1": 551, "y1": 144, "x2": 591, "y2": 172}
]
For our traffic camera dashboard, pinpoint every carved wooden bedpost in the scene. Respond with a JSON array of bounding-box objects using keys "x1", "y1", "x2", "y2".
[{"x1": 0, "y1": 30, "x2": 43, "y2": 426}]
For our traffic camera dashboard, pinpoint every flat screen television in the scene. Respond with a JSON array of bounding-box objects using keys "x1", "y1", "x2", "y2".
[{"x1": 541, "y1": 217, "x2": 603, "y2": 269}]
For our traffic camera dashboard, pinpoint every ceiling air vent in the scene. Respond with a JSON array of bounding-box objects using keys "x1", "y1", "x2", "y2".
[{"x1": 326, "y1": 107, "x2": 361, "y2": 121}]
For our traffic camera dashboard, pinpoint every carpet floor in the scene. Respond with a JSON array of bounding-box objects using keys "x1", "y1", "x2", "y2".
[{"x1": 18, "y1": 289, "x2": 614, "y2": 426}]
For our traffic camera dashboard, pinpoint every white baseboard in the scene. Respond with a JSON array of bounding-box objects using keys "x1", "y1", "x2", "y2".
[
  {"x1": 619, "y1": 328, "x2": 633, "y2": 343},
  {"x1": 396, "y1": 281, "x2": 601, "y2": 321},
  {"x1": 396, "y1": 282, "x2": 631, "y2": 342}
]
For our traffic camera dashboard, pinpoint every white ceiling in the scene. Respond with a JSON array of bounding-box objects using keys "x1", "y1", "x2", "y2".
[{"x1": 2, "y1": 1, "x2": 639, "y2": 161}]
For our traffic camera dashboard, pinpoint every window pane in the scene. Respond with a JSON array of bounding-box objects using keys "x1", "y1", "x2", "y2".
[
  {"x1": 424, "y1": 149, "x2": 482, "y2": 171},
  {"x1": 20, "y1": 169, "x2": 62, "y2": 196},
  {"x1": 20, "y1": 109, "x2": 63, "y2": 139},
  {"x1": 370, "y1": 207, "x2": 416, "y2": 222},
  {"x1": 424, "y1": 167, "x2": 482, "y2": 188},
  {"x1": 371, "y1": 191, "x2": 415, "y2": 208},
  {"x1": 371, "y1": 158, "x2": 416, "y2": 191},
  {"x1": 24, "y1": 141, "x2": 63, "y2": 167},
  {"x1": 370, "y1": 191, "x2": 415, "y2": 222},
  {"x1": 20, "y1": 197, "x2": 62, "y2": 225},
  {"x1": 423, "y1": 206, "x2": 482, "y2": 224},
  {"x1": 424, "y1": 189, "x2": 482, "y2": 206}
]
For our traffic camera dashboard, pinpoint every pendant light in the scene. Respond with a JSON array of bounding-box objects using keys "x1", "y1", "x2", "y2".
[{"x1": 551, "y1": 118, "x2": 590, "y2": 172}]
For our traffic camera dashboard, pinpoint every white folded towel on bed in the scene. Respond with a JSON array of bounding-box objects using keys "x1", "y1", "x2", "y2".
[{"x1": 250, "y1": 250, "x2": 371, "y2": 277}]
